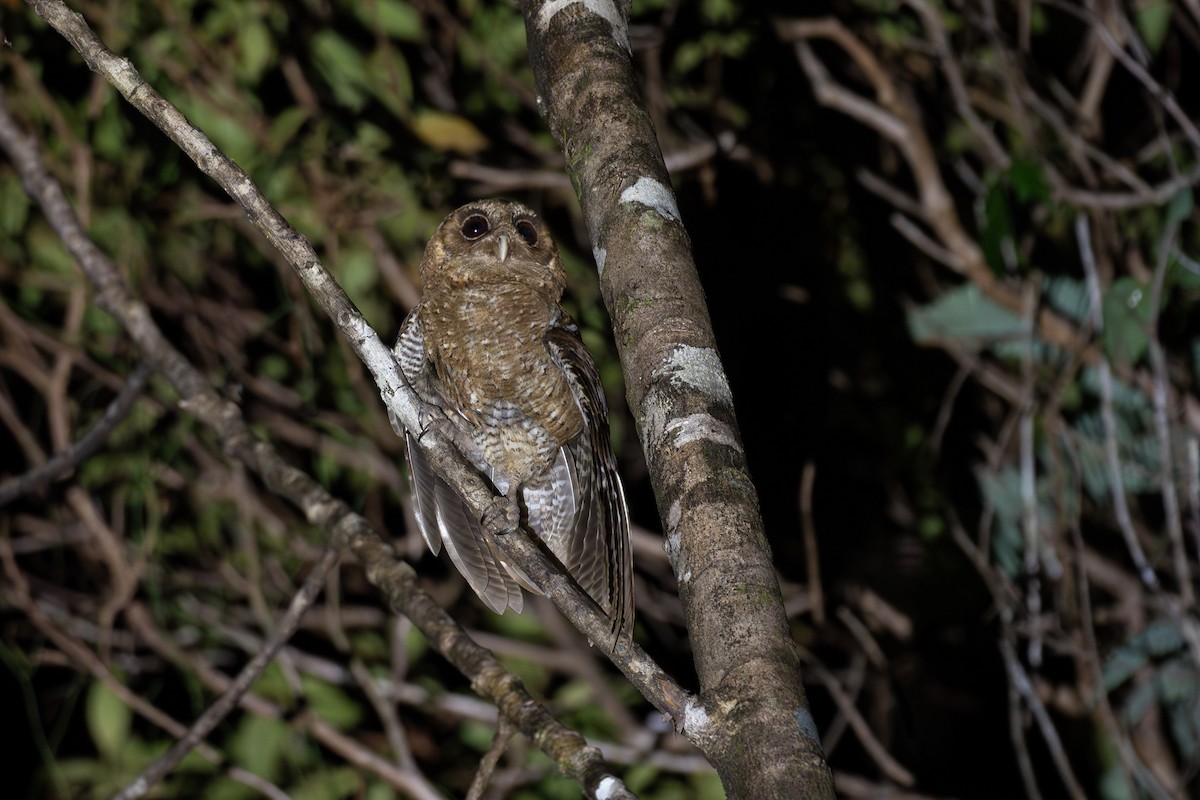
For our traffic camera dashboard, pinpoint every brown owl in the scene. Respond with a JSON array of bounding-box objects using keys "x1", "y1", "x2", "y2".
[{"x1": 392, "y1": 199, "x2": 634, "y2": 638}]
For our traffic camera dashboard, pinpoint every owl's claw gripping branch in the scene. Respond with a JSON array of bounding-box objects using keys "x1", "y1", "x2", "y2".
[{"x1": 481, "y1": 495, "x2": 521, "y2": 536}]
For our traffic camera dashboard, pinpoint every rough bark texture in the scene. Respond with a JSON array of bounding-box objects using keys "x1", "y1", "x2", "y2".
[{"x1": 522, "y1": 2, "x2": 835, "y2": 797}]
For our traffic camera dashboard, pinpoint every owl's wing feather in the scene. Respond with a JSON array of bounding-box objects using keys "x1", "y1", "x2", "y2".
[
  {"x1": 395, "y1": 309, "x2": 525, "y2": 614},
  {"x1": 545, "y1": 316, "x2": 635, "y2": 639},
  {"x1": 432, "y1": 474, "x2": 525, "y2": 614},
  {"x1": 403, "y1": 431, "x2": 442, "y2": 556}
]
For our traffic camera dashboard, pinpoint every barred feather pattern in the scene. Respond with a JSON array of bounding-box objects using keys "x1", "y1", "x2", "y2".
[{"x1": 390, "y1": 200, "x2": 634, "y2": 638}]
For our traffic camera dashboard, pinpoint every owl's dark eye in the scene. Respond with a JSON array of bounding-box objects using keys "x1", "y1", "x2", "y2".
[
  {"x1": 515, "y1": 219, "x2": 538, "y2": 245},
  {"x1": 461, "y1": 215, "x2": 489, "y2": 240}
]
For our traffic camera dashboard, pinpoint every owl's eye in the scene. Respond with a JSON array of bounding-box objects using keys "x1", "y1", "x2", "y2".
[
  {"x1": 461, "y1": 215, "x2": 489, "y2": 240},
  {"x1": 515, "y1": 219, "x2": 538, "y2": 245}
]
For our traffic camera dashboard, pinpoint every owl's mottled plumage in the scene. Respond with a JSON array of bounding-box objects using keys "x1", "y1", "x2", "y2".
[{"x1": 392, "y1": 199, "x2": 634, "y2": 637}]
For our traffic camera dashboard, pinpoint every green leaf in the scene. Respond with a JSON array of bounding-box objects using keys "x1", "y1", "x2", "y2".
[
  {"x1": 367, "y1": 47, "x2": 414, "y2": 118},
  {"x1": 366, "y1": 783, "x2": 399, "y2": 800},
  {"x1": 625, "y1": 763, "x2": 660, "y2": 792},
  {"x1": 700, "y1": 0, "x2": 738, "y2": 24},
  {"x1": 1167, "y1": 251, "x2": 1200, "y2": 291},
  {"x1": 1043, "y1": 276, "x2": 1089, "y2": 323},
  {"x1": 907, "y1": 284, "x2": 1027, "y2": 345},
  {"x1": 0, "y1": 173, "x2": 29, "y2": 237},
  {"x1": 267, "y1": 107, "x2": 310, "y2": 155},
  {"x1": 690, "y1": 770, "x2": 726, "y2": 800},
  {"x1": 302, "y1": 675, "x2": 363, "y2": 730},
  {"x1": 975, "y1": 467, "x2": 1022, "y2": 576},
  {"x1": 236, "y1": 19, "x2": 275, "y2": 83},
  {"x1": 1102, "y1": 277, "x2": 1152, "y2": 367},
  {"x1": 92, "y1": 101, "x2": 130, "y2": 163},
  {"x1": 460, "y1": 720, "x2": 497, "y2": 752},
  {"x1": 310, "y1": 31, "x2": 372, "y2": 112},
  {"x1": 86, "y1": 681, "x2": 132, "y2": 762},
  {"x1": 293, "y1": 766, "x2": 362, "y2": 800},
  {"x1": 1009, "y1": 159, "x2": 1051, "y2": 204},
  {"x1": 357, "y1": 0, "x2": 424, "y2": 41},
  {"x1": 1136, "y1": 0, "x2": 1172, "y2": 54},
  {"x1": 1078, "y1": 367, "x2": 1149, "y2": 411},
  {"x1": 1102, "y1": 618, "x2": 1184, "y2": 691},
  {"x1": 229, "y1": 715, "x2": 293, "y2": 781},
  {"x1": 981, "y1": 179, "x2": 1015, "y2": 273},
  {"x1": 1165, "y1": 187, "x2": 1193, "y2": 228}
]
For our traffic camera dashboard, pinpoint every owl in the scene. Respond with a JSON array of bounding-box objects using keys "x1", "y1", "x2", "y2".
[{"x1": 391, "y1": 199, "x2": 634, "y2": 638}]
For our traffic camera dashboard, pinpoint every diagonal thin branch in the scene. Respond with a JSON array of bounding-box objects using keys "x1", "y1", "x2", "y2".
[
  {"x1": 0, "y1": 360, "x2": 153, "y2": 506},
  {"x1": 0, "y1": 82, "x2": 634, "y2": 800},
  {"x1": 21, "y1": 0, "x2": 687, "y2": 728},
  {"x1": 111, "y1": 547, "x2": 342, "y2": 800}
]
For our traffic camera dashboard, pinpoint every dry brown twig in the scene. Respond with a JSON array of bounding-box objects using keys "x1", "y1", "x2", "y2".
[
  {"x1": 0, "y1": 71, "x2": 637, "y2": 800},
  {"x1": 2, "y1": 0, "x2": 748, "y2": 796}
]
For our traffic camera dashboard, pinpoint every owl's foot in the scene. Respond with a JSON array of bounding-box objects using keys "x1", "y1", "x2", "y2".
[{"x1": 482, "y1": 495, "x2": 520, "y2": 535}]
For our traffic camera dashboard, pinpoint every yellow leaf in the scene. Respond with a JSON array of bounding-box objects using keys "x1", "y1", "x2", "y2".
[{"x1": 412, "y1": 111, "x2": 489, "y2": 154}]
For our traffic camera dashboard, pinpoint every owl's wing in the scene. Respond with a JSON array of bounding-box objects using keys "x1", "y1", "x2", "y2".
[
  {"x1": 393, "y1": 310, "x2": 526, "y2": 615},
  {"x1": 544, "y1": 315, "x2": 635, "y2": 639}
]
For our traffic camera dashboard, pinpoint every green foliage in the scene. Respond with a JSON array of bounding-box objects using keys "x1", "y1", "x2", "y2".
[
  {"x1": 302, "y1": 675, "x2": 365, "y2": 730},
  {"x1": 907, "y1": 284, "x2": 1026, "y2": 346},
  {"x1": 1136, "y1": 0, "x2": 1173, "y2": 53},
  {"x1": 1042, "y1": 276, "x2": 1090, "y2": 324},
  {"x1": 1102, "y1": 277, "x2": 1154, "y2": 367},
  {"x1": 1102, "y1": 618, "x2": 1185, "y2": 691},
  {"x1": 353, "y1": 0, "x2": 425, "y2": 42},
  {"x1": 230, "y1": 716, "x2": 296, "y2": 784},
  {"x1": 86, "y1": 681, "x2": 132, "y2": 763}
]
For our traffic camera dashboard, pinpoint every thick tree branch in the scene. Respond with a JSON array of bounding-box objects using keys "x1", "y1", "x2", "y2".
[{"x1": 521, "y1": 1, "x2": 835, "y2": 797}]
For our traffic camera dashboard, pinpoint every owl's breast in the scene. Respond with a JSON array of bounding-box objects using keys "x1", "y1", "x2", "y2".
[{"x1": 421, "y1": 287, "x2": 584, "y2": 458}]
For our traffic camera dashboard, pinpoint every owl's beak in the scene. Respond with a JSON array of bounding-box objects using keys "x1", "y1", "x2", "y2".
[{"x1": 495, "y1": 234, "x2": 509, "y2": 263}]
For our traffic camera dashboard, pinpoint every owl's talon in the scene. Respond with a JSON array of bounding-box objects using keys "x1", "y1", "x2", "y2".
[
  {"x1": 482, "y1": 496, "x2": 520, "y2": 535},
  {"x1": 417, "y1": 410, "x2": 454, "y2": 443}
]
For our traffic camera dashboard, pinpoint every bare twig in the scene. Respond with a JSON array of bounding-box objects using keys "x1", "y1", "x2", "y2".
[
  {"x1": 1075, "y1": 215, "x2": 1159, "y2": 590},
  {"x1": 0, "y1": 78, "x2": 635, "y2": 798},
  {"x1": 112, "y1": 547, "x2": 342, "y2": 800},
  {"x1": 800, "y1": 649, "x2": 915, "y2": 787},
  {"x1": 19, "y1": 0, "x2": 689, "y2": 733},
  {"x1": 467, "y1": 717, "x2": 515, "y2": 800},
  {"x1": 1145, "y1": 218, "x2": 1192, "y2": 607},
  {"x1": 999, "y1": 638, "x2": 1087, "y2": 800},
  {"x1": 799, "y1": 461, "x2": 824, "y2": 625}
]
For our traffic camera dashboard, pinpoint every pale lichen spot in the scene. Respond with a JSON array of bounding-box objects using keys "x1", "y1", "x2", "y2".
[
  {"x1": 536, "y1": 0, "x2": 630, "y2": 52},
  {"x1": 640, "y1": 392, "x2": 670, "y2": 459},
  {"x1": 683, "y1": 699, "x2": 711, "y2": 735},
  {"x1": 664, "y1": 528, "x2": 681, "y2": 560},
  {"x1": 664, "y1": 527, "x2": 688, "y2": 582},
  {"x1": 795, "y1": 707, "x2": 822, "y2": 745},
  {"x1": 619, "y1": 177, "x2": 681, "y2": 224},
  {"x1": 596, "y1": 776, "x2": 622, "y2": 800},
  {"x1": 665, "y1": 413, "x2": 742, "y2": 453},
  {"x1": 666, "y1": 500, "x2": 682, "y2": 535},
  {"x1": 660, "y1": 345, "x2": 733, "y2": 406},
  {"x1": 593, "y1": 246, "x2": 607, "y2": 278}
]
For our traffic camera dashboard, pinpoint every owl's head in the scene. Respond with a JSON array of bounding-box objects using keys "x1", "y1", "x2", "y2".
[{"x1": 421, "y1": 199, "x2": 566, "y2": 295}]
